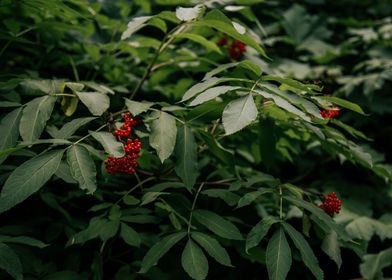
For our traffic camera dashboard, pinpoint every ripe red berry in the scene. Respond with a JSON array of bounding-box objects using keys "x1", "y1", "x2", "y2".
[
  {"x1": 320, "y1": 192, "x2": 342, "y2": 215},
  {"x1": 320, "y1": 107, "x2": 340, "y2": 119},
  {"x1": 217, "y1": 36, "x2": 228, "y2": 46},
  {"x1": 227, "y1": 40, "x2": 246, "y2": 60}
]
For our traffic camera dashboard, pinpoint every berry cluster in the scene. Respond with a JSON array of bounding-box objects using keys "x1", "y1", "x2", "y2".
[
  {"x1": 320, "y1": 108, "x2": 340, "y2": 119},
  {"x1": 105, "y1": 113, "x2": 141, "y2": 175},
  {"x1": 320, "y1": 192, "x2": 342, "y2": 215},
  {"x1": 217, "y1": 36, "x2": 247, "y2": 60},
  {"x1": 114, "y1": 112, "x2": 138, "y2": 137}
]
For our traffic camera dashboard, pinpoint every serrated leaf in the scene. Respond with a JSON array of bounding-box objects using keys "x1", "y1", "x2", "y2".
[
  {"x1": 266, "y1": 227, "x2": 292, "y2": 280},
  {"x1": 121, "y1": 16, "x2": 152, "y2": 40},
  {"x1": 237, "y1": 188, "x2": 272, "y2": 208},
  {"x1": 193, "y1": 209, "x2": 243, "y2": 240},
  {"x1": 0, "y1": 243, "x2": 22, "y2": 280},
  {"x1": 124, "y1": 98, "x2": 153, "y2": 116},
  {"x1": 55, "y1": 117, "x2": 97, "y2": 139},
  {"x1": 189, "y1": 86, "x2": 240, "y2": 106},
  {"x1": 120, "y1": 223, "x2": 141, "y2": 247},
  {"x1": 283, "y1": 222, "x2": 323, "y2": 280},
  {"x1": 175, "y1": 33, "x2": 222, "y2": 54},
  {"x1": 193, "y1": 10, "x2": 267, "y2": 57},
  {"x1": 181, "y1": 239, "x2": 209, "y2": 280},
  {"x1": 284, "y1": 196, "x2": 351, "y2": 241},
  {"x1": 149, "y1": 111, "x2": 177, "y2": 163},
  {"x1": 321, "y1": 231, "x2": 342, "y2": 271},
  {"x1": 67, "y1": 145, "x2": 97, "y2": 194},
  {"x1": 139, "y1": 232, "x2": 187, "y2": 273},
  {"x1": 246, "y1": 216, "x2": 279, "y2": 253},
  {"x1": 0, "y1": 149, "x2": 64, "y2": 213},
  {"x1": 192, "y1": 232, "x2": 232, "y2": 267},
  {"x1": 222, "y1": 93, "x2": 258, "y2": 135},
  {"x1": 317, "y1": 96, "x2": 366, "y2": 115},
  {"x1": 176, "y1": 6, "x2": 202, "y2": 21},
  {"x1": 0, "y1": 107, "x2": 22, "y2": 164},
  {"x1": 75, "y1": 92, "x2": 109, "y2": 116},
  {"x1": 175, "y1": 125, "x2": 198, "y2": 190},
  {"x1": 20, "y1": 96, "x2": 56, "y2": 142},
  {"x1": 90, "y1": 131, "x2": 124, "y2": 158}
]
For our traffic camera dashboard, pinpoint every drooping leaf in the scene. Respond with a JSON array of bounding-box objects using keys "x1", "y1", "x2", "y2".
[
  {"x1": 246, "y1": 216, "x2": 279, "y2": 253},
  {"x1": 189, "y1": 86, "x2": 240, "y2": 106},
  {"x1": 192, "y1": 232, "x2": 232, "y2": 267},
  {"x1": 222, "y1": 93, "x2": 258, "y2": 135},
  {"x1": 67, "y1": 145, "x2": 97, "y2": 194},
  {"x1": 121, "y1": 16, "x2": 153, "y2": 40},
  {"x1": 149, "y1": 111, "x2": 177, "y2": 163},
  {"x1": 174, "y1": 125, "x2": 198, "y2": 190},
  {"x1": 175, "y1": 33, "x2": 222, "y2": 54},
  {"x1": 198, "y1": 131, "x2": 234, "y2": 170},
  {"x1": 124, "y1": 98, "x2": 153, "y2": 116},
  {"x1": 20, "y1": 96, "x2": 56, "y2": 142},
  {"x1": 321, "y1": 231, "x2": 342, "y2": 271},
  {"x1": 75, "y1": 92, "x2": 110, "y2": 116},
  {"x1": 182, "y1": 77, "x2": 227, "y2": 102},
  {"x1": 139, "y1": 232, "x2": 187, "y2": 273},
  {"x1": 0, "y1": 243, "x2": 22, "y2": 280},
  {"x1": 282, "y1": 222, "x2": 324, "y2": 280},
  {"x1": 90, "y1": 131, "x2": 125, "y2": 158},
  {"x1": 120, "y1": 223, "x2": 141, "y2": 247},
  {"x1": 55, "y1": 117, "x2": 97, "y2": 139},
  {"x1": 0, "y1": 107, "x2": 22, "y2": 164},
  {"x1": 317, "y1": 96, "x2": 366, "y2": 115},
  {"x1": 360, "y1": 247, "x2": 392, "y2": 280},
  {"x1": 181, "y1": 238, "x2": 209, "y2": 280},
  {"x1": 0, "y1": 149, "x2": 64, "y2": 213},
  {"x1": 193, "y1": 10, "x2": 267, "y2": 57},
  {"x1": 266, "y1": 227, "x2": 292, "y2": 280},
  {"x1": 193, "y1": 209, "x2": 243, "y2": 240}
]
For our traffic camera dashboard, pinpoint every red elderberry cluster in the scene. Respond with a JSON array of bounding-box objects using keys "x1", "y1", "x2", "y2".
[
  {"x1": 320, "y1": 108, "x2": 340, "y2": 119},
  {"x1": 216, "y1": 36, "x2": 247, "y2": 60},
  {"x1": 105, "y1": 113, "x2": 141, "y2": 175},
  {"x1": 320, "y1": 192, "x2": 342, "y2": 215}
]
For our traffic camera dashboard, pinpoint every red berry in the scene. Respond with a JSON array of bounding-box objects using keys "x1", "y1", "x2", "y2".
[
  {"x1": 320, "y1": 192, "x2": 342, "y2": 215},
  {"x1": 227, "y1": 40, "x2": 246, "y2": 60},
  {"x1": 320, "y1": 107, "x2": 340, "y2": 119},
  {"x1": 217, "y1": 36, "x2": 228, "y2": 46}
]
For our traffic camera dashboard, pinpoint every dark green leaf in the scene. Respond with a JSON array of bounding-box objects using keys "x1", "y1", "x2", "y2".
[
  {"x1": 90, "y1": 131, "x2": 125, "y2": 158},
  {"x1": 0, "y1": 243, "x2": 22, "y2": 280},
  {"x1": 321, "y1": 231, "x2": 342, "y2": 271},
  {"x1": 120, "y1": 223, "x2": 141, "y2": 247},
  {"x1": 75, "y1": 92, "x2": 109, "y2": 116},
  {"x1": 0, "y1": 108, "x2": 22, "y2": 164},
  {"x1": 181, "y1": 238, "x2": 209, "y2": 280},
  {"x1": 266, "y1": 227, "x2": 292, "y2": 280},
  {"x1": 192, "y1": 232, "x2": 232, "y2": 267},
  {"x1": 246, "y1": 216, "x2": 279, "y2": 253}
]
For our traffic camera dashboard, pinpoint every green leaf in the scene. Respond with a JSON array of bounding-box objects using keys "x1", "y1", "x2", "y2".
[
  {"x1": 237, "y1": 188, "x2": 272, "y2": 208},
  {"x1": 140, "y1": 192, "x2": 168, "y2": 206},
  {"x1": 75, "y1": 92, "x2": 110, "y2": 116},
  {"x1": 0, "y1": 149, "x2": 64, "y2": 213},
  {"x1": 192, "y1": 232, "x2": 232, "y2": 267},
  {"x1": 67, "y1": 145, "x2": 97, "y2": 194},
  {"x1": 201, "y1": 189, "x2": 239, "y2": 206},
  {"x1": 189, "y1": 86, "x2": 240, "y2": 106},
  {"x1": 90, "y1": 131, "x2": 125, "y2": 158},
  {"x1": 282, "y1": 222, "x2": 323, "y2": 280},
  {"x1": 0, "y1": 101, "x2": 21, "y2": 107},
  {"x1": 0, "y1": 235, "x2": 47, "y2": 248},
  {"x1": 0, "y1": 243, "x2": 22, "y2": 280},
  {"x1": 316, "y1": 96, "x2": 366, "y2": 115},
  {"x1": 198, "y1": 131, "x2": 234, "y2": 170},
  {"x1": 20, "y1": 96, "x2": 56, "y2": 142},
  {"x1": 121, "y1": 16, "x2": 153, "y2": 40},
  {"x1": 182, "y1": 77, "x2": 227, "y2": 102},
  {"x1": 120, "y1": 223, "x2": 141, "y2": 247},
  {"x1": 175, "y1": 33, "x2": 221, "y2": 54},
  {"x1": 360, "y1": 247, "x2": 392, "y2": 280},
  {"x1": 0, "y1": 107, "x2": 22, "y2": 164},
  {"x1": 259, "y1": 118, "x2": 277, "y2": 168},
  {"x1": 246, "y1": 216, "x2": 279, "y2": 253},
  {"x1": 203, "y1": 62, "x2": 239, "y2": 81},
  {"x1": 149, "y1": 111, "x2": 177, "y2": 163},
  {"x1": 321, "y1": 231, "x2": 342, "y2": 271},
  {"x1": 284, "y1": 196, "x2": 351, "y2": 241},
  {"x1": 55, "y1": 117, "x2": 97, "y2": 139},
  {"x1": 124, "y1": 98, "x2": 153, "y2": 116},
  {"x1": 176, "y1": 6, "x2": 203, "y2": 21},
  {"x1": 139, "y1": 232, "x2": 187, "y2": 273},
  {"x1": 181, "y1": 238, "x2": 209, "y2": 280},
  {"x1": 193, "y1": 10, "x2": 267, "y2": 57},
  {"x1": 222, "y1": 93, "x2": 258, "y2": 135},
  {"x1": 266, "y1": 227, "x2": 292, "y2": 280},
  {"x1": 175, "y1": 125, "x2": 198, "y2": 190},
  {"x1": 193, "y1": 209, "x2": 243, "y2": 240}
]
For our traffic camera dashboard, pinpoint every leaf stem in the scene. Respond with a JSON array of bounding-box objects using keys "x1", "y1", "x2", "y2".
[
  {"x1": 187, "y1": 182, "x2": 205, "y2": 236},
  {"x1": 71, "y1": 124, "x2": 108, "y2": 146},
  {"x1": 279, "y1": 185, "x2": 283, "y2": 220}
]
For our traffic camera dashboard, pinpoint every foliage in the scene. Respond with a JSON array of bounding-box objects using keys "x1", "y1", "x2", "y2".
[{"x1": 0, "y1": 0, "x2": 391, "y2": 279}]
